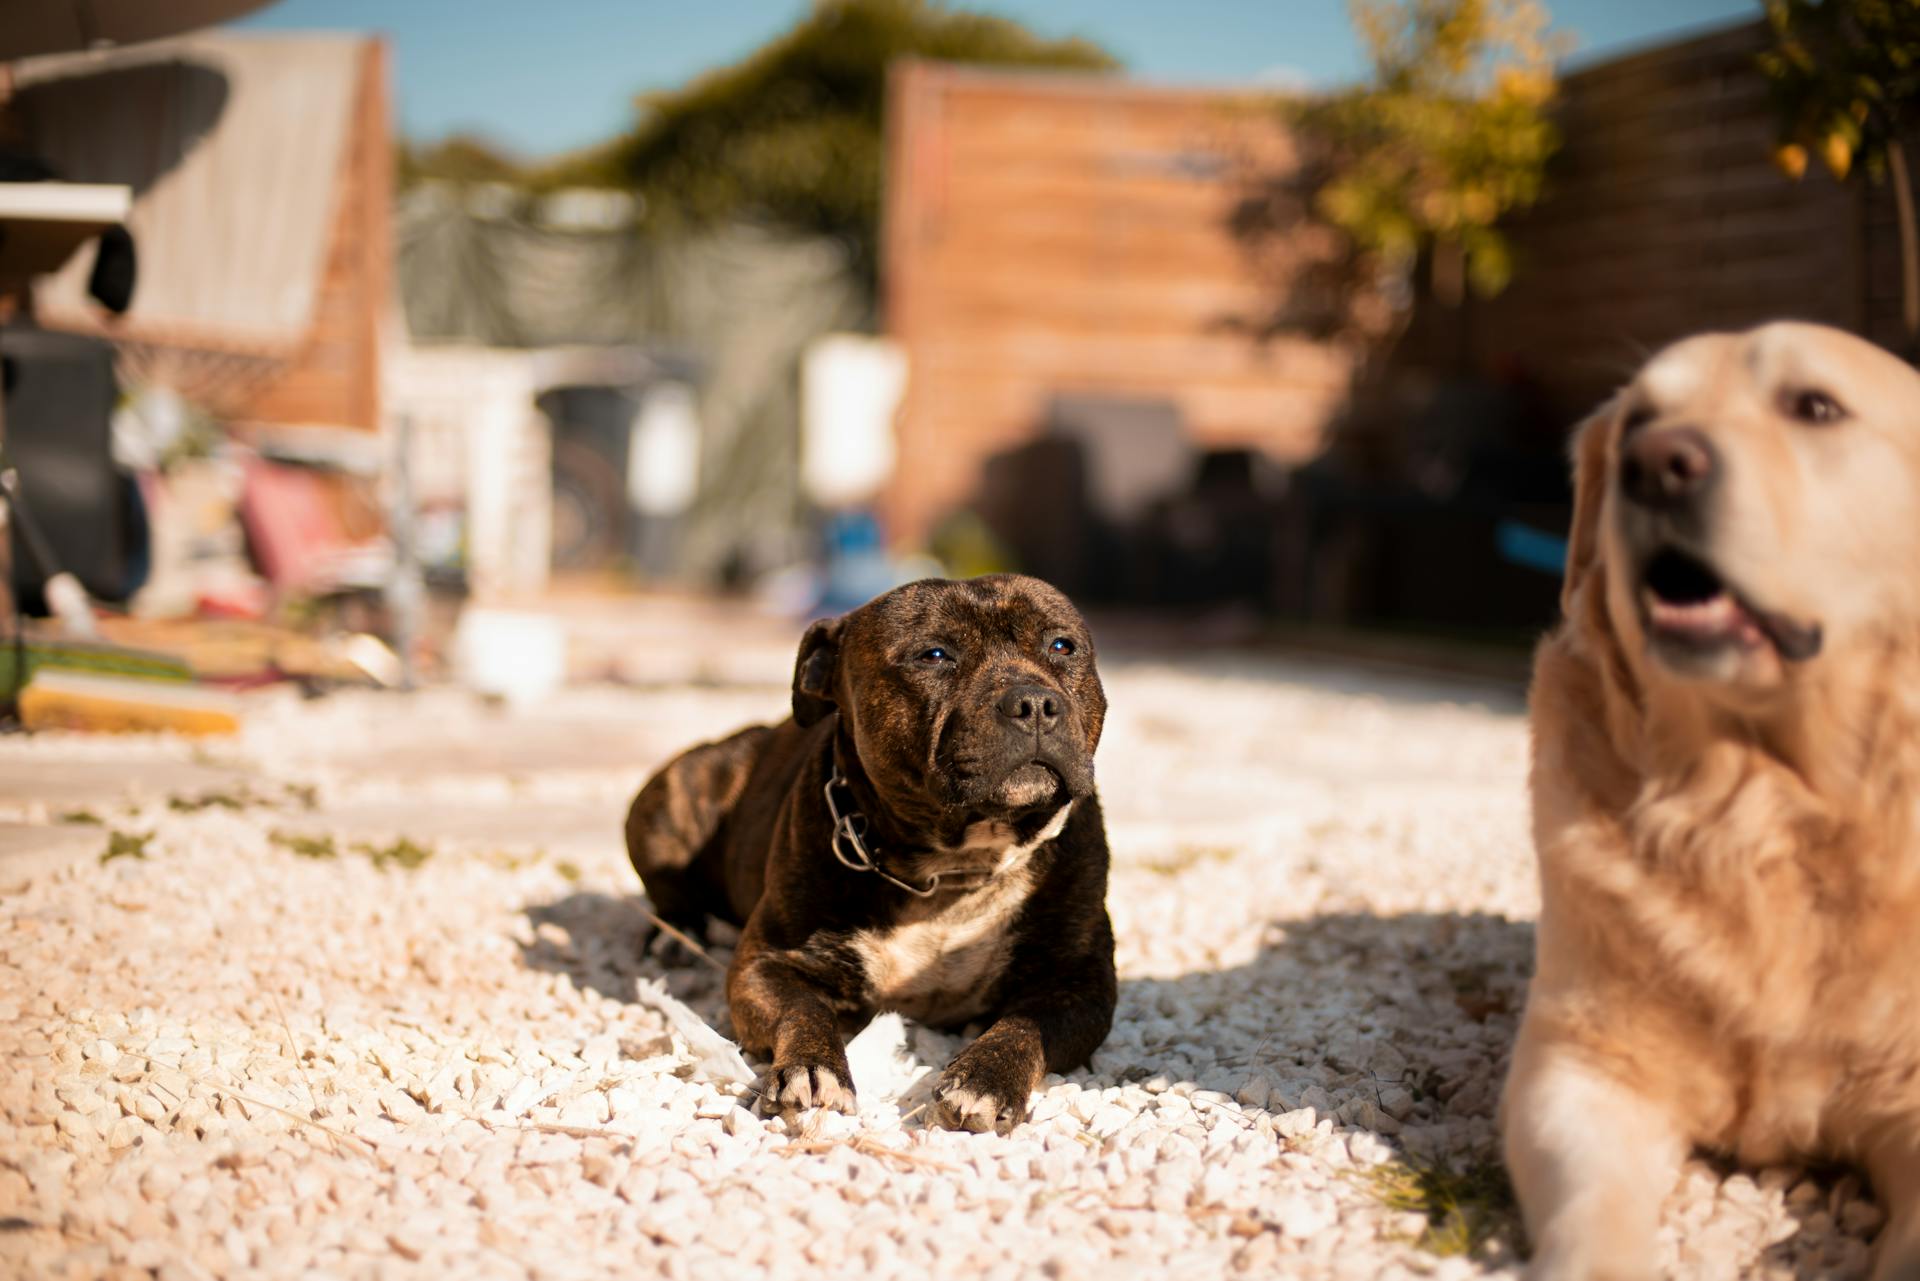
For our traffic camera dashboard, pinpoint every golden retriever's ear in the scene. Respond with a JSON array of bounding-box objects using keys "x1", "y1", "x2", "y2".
[{"x1": 1561, "y1": 396, "x2": 1620, "y2": 620}]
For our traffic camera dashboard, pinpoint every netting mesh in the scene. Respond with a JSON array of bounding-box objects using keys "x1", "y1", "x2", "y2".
[{"x1": 396, "y1": 186, "x2": 870, "y2": 580}]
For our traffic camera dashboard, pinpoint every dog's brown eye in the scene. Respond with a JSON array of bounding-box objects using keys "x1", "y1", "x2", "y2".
[
  {"x1": 1785, "y1": 388, "x2": 1847, "y2": 425},
  {"x1": 916, "y1": 647, "x2": 954, "y2": 664},
  {"x1": 1621, "y1": 405, "x2": 1655, "y2": 433},
  {"x1": 1048, "y1": 638, "x2": 1076, "y2": 656}
]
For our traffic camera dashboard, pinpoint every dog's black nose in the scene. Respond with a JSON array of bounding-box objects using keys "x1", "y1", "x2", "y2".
[
  {"x1": 997, "y1": 684, "x2": 1061, "y2": 731},
  {"x1": 1621, "y1": 427, "x2": 1716, "y2": 508}
]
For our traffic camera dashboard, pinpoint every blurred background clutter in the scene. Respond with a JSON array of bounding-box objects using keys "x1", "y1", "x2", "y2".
[{"x1": 0, "y1": 0, "x2": 1909, "y2": 728}]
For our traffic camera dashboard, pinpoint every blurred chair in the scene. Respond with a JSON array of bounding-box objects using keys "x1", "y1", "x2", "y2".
[
  {"x1": 975, "y1": 435, "x2": 1097, "y2": 597},
  {"x1": 1044, "y1": 393, "x2": 1192, "y2": 529},
  {"x1": 2, "y1": 325, "x2": 146, "y2": 611}
]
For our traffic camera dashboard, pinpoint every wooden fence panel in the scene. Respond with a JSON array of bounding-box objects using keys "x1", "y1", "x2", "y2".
[
  {"x1": 882, "y1": 62, "x2": 1354, "y2": 546},
  {"x1": 1454, "y1": 21, "x2": 1871, "y2": 417}
]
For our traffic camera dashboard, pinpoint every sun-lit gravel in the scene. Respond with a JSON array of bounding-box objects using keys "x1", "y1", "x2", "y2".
[{"x1": 0, "y1": 652, "x2": 1888, "y2": 1279}]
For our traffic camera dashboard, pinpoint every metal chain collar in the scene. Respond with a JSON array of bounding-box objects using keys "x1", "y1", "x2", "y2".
[{"x1": 823, "y1": 763, "x2": 992, "y2": 898}]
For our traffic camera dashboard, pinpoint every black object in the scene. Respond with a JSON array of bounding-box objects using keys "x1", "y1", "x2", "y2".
[
  {"x1": 626, "y1": 577, "x2": 1117, "y2": 1135},
  {"x1": 0, "y1": 144, "x2": 139, "y2": 315},
  {"x1": 2, "y1": 326, "x2": 136, "y2": 608},
  {"x1": 86, "y1": 224, "x2": 137, "y2": 315}
]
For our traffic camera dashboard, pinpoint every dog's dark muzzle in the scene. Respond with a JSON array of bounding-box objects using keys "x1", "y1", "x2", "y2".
[
  {"x1": 996, "y1": 684, "x2": 1063, "y2": 735},
  {"x1": 997, "y1": 684, "x2": 1092, "y2": 783},
  {"x1": 938, "y1": 685, "x2": 1095, "y2": 810}
]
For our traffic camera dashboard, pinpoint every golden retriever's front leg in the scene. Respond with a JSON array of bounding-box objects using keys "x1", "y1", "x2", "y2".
[
  {"x1": 1866, "y1": 1129, "x2": 1920, "y2": 1281},
  {"x1": 1502, "y1": 1028, "x2": 1685, "y2": 1281}
]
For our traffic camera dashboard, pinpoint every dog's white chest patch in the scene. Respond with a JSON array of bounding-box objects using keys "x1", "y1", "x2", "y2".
[
  {"x1": 848, "y1": 869, "x2": 1037, "y2": 1026},
  {"x1": 845, "y1": 802, "x2": 1069, "y2": 1025},
  {"x1": 948, "y1": 801, "x2": 1073, "y2": 872}
]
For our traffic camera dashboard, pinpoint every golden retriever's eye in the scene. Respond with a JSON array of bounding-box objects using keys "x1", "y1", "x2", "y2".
[
  {"x1": 1621, "y1": 405, "x2": 1654, "y2": 433},
  {"x1": 1784, "y1": 388, "x2": 1847, "y2": 425}
]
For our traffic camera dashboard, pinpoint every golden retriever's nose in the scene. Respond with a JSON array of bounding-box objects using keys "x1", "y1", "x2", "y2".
[{"x1": 1621, "y1": 427, "x2": 1717, "y2": 509}]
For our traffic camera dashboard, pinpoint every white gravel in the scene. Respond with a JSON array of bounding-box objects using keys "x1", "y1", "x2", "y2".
[{"x1": 0, "y1": 653, "x2": 1886, "y2": 1279}]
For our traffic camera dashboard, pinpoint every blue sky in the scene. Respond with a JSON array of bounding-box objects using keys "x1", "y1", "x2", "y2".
[{"x1": 235, "y1": 0, "x2": 1762, "y2": 159}]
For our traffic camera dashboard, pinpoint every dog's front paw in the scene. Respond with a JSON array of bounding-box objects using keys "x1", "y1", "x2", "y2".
[
  {"x1": 932, "y1": 1052, "x2": 1033, "y2": 1136},
  {"x1": 757, "y1": 1058, "x2": 857, "y2": 1117}
]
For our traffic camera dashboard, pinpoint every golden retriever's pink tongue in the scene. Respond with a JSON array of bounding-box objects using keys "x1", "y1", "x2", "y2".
[{"x1": 1648, "y1": 592, "x2": 1764, "y2": 646}]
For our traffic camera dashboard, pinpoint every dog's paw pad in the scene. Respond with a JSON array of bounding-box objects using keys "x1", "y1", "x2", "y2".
[
  {"x1": 758, "y1": 1062, "x2": 856, "y2": 1117},
  {"x1": 932, "y1": 1078, "x2": 1024, "y2": 1136}
]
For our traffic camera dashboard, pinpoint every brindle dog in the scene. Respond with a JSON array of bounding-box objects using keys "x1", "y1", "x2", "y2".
[{"x1": 626, "y1": 574, "x2": 1115, "y2": 1134}]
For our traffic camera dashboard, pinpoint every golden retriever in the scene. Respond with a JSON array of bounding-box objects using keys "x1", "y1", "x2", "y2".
[{"x1": 1502, "y1": 322, "x2": 1920, "y2": 1281}]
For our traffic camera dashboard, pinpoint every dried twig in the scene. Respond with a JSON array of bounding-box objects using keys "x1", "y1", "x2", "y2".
[
  {"x1": 472, "y1": 1116, "x2": 631, "y2": 1142},
  {"x1": 122, "y1": 1049, "x2": 383, "y2": 1160},
  {"x1": 778, "y1": 1131, "x2": 959, "y2": 1173},
  {"x1": 267, "y1": 988, "x2": 335, "y2": 1155},
  {"x1": 638, "y1": 906, "x2": 726, "y2": 974}
]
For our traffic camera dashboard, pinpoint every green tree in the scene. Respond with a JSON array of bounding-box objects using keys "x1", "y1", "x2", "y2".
[
  {"x1": 536, "y1": 0, "x2": 1114, "y2": 286},
  {"x1": 1321, "y1": 0, "x2": 1563, "y2": 308},
  {"x1": 397, "y1": 133, "x2": 526, "y2": 188},
  {"x1": 1760, "y1": 0, "x2": 1920, "y2": 353},
  {"x1": 1238, "y1": 0, "x2": 1563, "y2": 345}
]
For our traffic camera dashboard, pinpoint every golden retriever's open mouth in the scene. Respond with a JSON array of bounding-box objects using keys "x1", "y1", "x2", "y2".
[{"x1": 1639, "y1": 547, "x2": 1824, "y2": 663}]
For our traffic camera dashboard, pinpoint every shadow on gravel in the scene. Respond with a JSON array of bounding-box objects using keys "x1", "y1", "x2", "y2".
[
  {"x1": 515, "y1": 896, "x2": 1861, "y2": 1277},
  {"x1": 1116, "y1": 910, "x2": 1536, "y2": 1263},
  {"x1": 1114, "y1": 911, "x2": 1868, "y2": 1278},
  {"x1": 519, "y1": 892, "x2": 1538, "y2": 1151},
  {"x1": 520, "y1": 889, "x2": 738, "y2": 1032},
  {"x1": 517, "y1": 896, "x2": 1539, "y2": 1089}
]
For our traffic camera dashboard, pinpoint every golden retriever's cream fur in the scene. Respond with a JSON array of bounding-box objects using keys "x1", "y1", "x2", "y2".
[{"x1": 1504, "y1": 322, "x2": 1920, "y2": 1281}]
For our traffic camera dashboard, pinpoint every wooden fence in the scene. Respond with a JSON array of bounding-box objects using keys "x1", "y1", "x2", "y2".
[
  {"x1": 881, "y1": 25, "x2": 1915, "y2": 558},
  {"x1": 881, "y1": 62, "x2": 1356, "y2": 547},
  {"x1": 1444, "y1": 19, "x2": 1903, "y2": 418},
  {"x1": 242, "y1": 38, "x2": 391, "y2": 433}
]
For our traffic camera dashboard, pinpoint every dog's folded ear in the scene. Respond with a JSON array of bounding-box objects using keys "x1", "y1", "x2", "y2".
[
  {"x1": 792, "y1": 616, "x2": 844, "y2": 727},
  {"x1": 1562, "y1": 395, "x2": 1621, "y2": 622}
]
